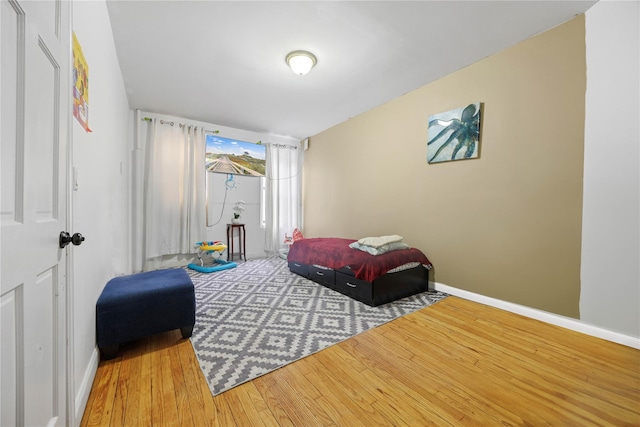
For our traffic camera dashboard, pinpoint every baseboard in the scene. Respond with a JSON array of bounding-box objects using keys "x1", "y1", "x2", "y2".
[
  {"x1": 74, "y1": 346, "x2": 100, "y2": 425},
  {"x1": 434, "y1": 282, "x2": 640, "y2": 350},
  {"x1": 247, "y1": 251, "x2": 270, "y2": 260}
]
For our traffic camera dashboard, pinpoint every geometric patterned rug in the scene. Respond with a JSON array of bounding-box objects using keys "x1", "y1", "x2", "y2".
[{"x1": 187, "y1": 256, "x2": 448, "y2": 396}]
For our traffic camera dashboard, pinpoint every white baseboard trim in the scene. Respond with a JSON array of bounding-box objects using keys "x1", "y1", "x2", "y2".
[
  {"x1": 74, "y1": 347, "x2": 99, "y2": 425},
  {"x1": 434, "y1": 282, "x2": 640, "y2": 350}
]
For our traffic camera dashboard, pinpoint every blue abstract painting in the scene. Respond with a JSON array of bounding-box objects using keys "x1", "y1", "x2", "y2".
[{"x1": 427, "y1": 102, "x2": 481, "y2": 164}]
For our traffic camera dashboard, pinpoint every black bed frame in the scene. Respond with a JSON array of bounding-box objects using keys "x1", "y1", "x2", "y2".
[{"x1": 288, "y1": 261, "x2": 430, "y2": 307}]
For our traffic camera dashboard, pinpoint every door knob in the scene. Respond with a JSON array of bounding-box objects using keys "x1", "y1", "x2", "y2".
[{"x1": 59, "y1": 231, "x2": 85, "y2": 248}]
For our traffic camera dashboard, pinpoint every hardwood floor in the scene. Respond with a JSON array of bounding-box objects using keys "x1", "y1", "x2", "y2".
[{"x1": 80, "y1": 296, "x2": 640, "y2": 426}]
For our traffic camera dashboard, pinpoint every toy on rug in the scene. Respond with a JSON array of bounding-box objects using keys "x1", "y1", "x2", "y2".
[
  {"x1": 187, "y1": 241, "x2": 237, "y2": 273},
  {"x1": 279, "y1": 228, "x2": 304, "y2": 260}
]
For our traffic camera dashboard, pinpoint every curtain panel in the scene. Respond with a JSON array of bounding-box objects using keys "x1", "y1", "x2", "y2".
[
  {"x1": 138, "y1": 118, "x2": 205, "y2": 270},
  {"x1": 264, "y1": 143, "x2": 303, "y2": 254}
]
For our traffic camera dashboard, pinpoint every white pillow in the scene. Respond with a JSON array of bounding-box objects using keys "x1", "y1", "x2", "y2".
[
  {"x1": 357, "y1": 235, "x2": 403, "y2": 248},
  {"x1": 349, "y1": 241, "x2": 409, "y2": 256}
]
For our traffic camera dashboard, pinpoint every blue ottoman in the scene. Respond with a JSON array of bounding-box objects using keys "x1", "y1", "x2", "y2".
[{"x1": 96, "y1": 268, "x2": 195, "y2": 359}]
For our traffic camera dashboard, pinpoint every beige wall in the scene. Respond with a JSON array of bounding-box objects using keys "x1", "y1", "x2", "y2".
[{"x1": 303, "y1": 16, "x2": 585, "y2": 318}]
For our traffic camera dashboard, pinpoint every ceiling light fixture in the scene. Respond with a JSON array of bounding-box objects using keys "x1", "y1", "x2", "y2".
[{"x1": 286, "y1": 50, "x2": 317, "y2": 76}]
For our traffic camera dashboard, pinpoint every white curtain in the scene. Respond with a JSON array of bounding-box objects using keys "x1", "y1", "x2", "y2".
[
  {"x1": 264, "y1": 143, "x2": 303, "y2": 254},
  {"x1": 142, "y1": 119, "x2": 205, "y2": 269}
]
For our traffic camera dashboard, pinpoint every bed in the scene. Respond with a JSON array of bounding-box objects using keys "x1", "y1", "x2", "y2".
[{"x1": 287, "y1": 237, "x2": 433, "y2": 306}]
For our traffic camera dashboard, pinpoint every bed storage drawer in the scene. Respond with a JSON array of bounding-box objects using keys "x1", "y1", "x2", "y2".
[
  {"x1": 335, "y1": 272, "x2": 373, "y2": 302},
  {"x1": 288, "y1": 261, "x2": 309, "y2": 277},
  {"x1": 308, "y1": 265, "x2": 335, "y2": 287}
]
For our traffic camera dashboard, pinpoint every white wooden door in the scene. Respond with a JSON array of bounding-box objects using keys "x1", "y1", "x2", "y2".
[{"x1": 1, "y1": 0, "x2": 71, "y2": 426}]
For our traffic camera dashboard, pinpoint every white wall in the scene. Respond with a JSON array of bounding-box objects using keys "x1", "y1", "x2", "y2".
[
  {"x1": 207, "y1": 172, "x2": 266, "y2": 259},
  {"x1": 581, "y1": 0, "x2": 640, "y2": 338},
  {"x1": 71, "y1": 0, "x2": 132, "y2": 422}
]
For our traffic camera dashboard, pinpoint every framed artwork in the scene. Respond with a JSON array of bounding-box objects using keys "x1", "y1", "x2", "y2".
[
  {"x1": 427, "y1": 102, "x2": 481, "y2": 163},
  {"x1": 72, "y1": 32, "x2": 91, "y2": 132},
  {"x1": 205, "y1": 134, "x2": 265, "y2": 176}
]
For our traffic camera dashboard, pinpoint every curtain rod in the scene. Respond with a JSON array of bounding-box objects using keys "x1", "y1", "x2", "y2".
[
  {"x1": 141, "y1": 116, "x2": 219, "y2": 134},
  {"x1": 141, "y1": 117, "x2": 298, "y2": 147},
  {"x1": 267, "y1": 143, "x2": 298, "y2": 149}
]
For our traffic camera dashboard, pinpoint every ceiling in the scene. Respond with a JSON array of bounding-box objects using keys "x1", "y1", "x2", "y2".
[{"x1": 106, "y1": 1, "x2": 597, "y2": 140}]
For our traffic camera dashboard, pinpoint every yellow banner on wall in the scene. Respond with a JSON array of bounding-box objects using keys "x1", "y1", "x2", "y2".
[{"x1": 72, "y1": 32, "x2": 91, "y2": 132}]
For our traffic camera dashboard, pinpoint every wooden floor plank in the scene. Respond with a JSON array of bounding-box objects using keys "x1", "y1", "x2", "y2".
[
  {"x1": 252, "y1": 377, "x2": 297, "y2": 427},
  {"x1": 80, "y1": 360, "x2": 118, "y2": 427},
  {"x1": 342, "y1": 327, "x2": 519, "y2": 426},
  {"x1": 237, "y1": 381, "x2": 275, "y2": 421},
  {"x1": 256, "y1": 372, "x2": 328, "y2": 427},
  {"x1": 175, "y1": 339, "x2": 209, "y2": 427},
  {"x1": 80, "y1": 296, "x2": 640, "y2": 427},
  {"x1": 340, "y1": 334, "x2": 476, "y2": 425},
  {"x1": 118, "y1": 339, "x2": 143, "y2": 426},
  {"x1": 226, "y1": 387, "x2": 259, "y2": 426},
  {"x1": 395, "y1": 312, "x2": 597, "y2": 425},
  {"x1": 268, "y1": 364, "x2": 336, "y2": 426},
  {"x1": 420, "y1": 306, "x2": 640, "y2": 424},
  {"x1": 293, "y1": 357, "x2": 371, "y2": 427},
  {"x1": 167, "y1": 336, "x2": 194, "y2": 427}
]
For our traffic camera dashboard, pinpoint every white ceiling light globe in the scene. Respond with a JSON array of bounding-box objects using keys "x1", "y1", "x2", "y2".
[{"x1": 286, "y1": 51, "x2": 317, "y2": 76}]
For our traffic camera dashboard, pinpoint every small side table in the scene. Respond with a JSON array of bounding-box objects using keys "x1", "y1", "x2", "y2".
[{"x1": 226, "y1": 224, "x2": 246, "y2": 262}]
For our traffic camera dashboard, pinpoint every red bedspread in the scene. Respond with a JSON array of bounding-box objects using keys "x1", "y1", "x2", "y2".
[{"x1": 287, "y1": 237, "x2": 432, "y2": 283}]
